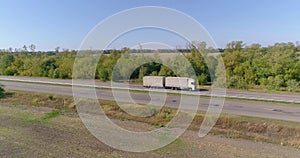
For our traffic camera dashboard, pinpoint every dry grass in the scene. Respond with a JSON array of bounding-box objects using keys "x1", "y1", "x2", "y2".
[
  {"x1": 1, "y1": 90, "x2": 300, "y2": 149},
  {"x1": 1, "y1": 91, "x2": 75, "y2": 109},
  {"x1": 101, "y1": 102, "x2": 300, "y2": 149}
]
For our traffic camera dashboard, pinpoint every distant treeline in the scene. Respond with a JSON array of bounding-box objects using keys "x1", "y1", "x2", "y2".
[
  {"x1": 0, "y1": 41, "x2": 299, "y2": 92},
  {"x1": 102, "y1": 48, "x2": 224, "y2": 54}
]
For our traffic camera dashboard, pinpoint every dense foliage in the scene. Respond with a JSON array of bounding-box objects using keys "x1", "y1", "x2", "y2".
[
  {"x1": 0, "y1": 41, "x2": 299, "y2": 92},
  {"x1": 216, "y1": 41, "x2": 300, "y2": 91}
]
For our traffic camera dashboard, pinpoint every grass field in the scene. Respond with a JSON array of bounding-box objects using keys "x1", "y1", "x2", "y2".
[
  {"x1": 2, "y1": 102, "x2": 300, "y2": 157},
  {"x1": 1, "y1": 90, "x2": 300, "y2": 149}
]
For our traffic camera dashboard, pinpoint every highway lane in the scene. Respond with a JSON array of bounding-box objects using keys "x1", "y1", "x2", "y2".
[
  {"x1": 0, "y1": 75, "x2": 299, "y2": 103},
  {"x1": 1, "y1": 80, "x2": 300, "y2": 122}
]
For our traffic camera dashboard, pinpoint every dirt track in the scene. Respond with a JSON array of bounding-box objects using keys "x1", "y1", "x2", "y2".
[{"x1": 0, "y1": 103, "x2": 300, "y2": 158}]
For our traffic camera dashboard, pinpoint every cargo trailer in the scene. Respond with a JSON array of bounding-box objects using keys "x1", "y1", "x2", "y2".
[
  {"x1": 143, "y1": 76, "x2": 196, "y2": 91},
  {"x1": 142, "y1": 76, "x2": 165, "y2": 88}
]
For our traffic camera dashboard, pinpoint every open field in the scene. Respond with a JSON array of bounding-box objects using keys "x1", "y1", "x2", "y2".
[
  {"x1": 1, "y1": 100, "x2": 300, "y2": 157},
  {"x1": 1, "y1": 90, "x2": 300, "y2": 150}
]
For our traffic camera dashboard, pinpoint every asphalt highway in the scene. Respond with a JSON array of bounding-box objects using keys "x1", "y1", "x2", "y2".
[
  {"x1": 1, "y1": 77, "x2": 300, "y2": 122},
  {"x1": 0, "y1": 76, "x2": 299, "y2": 103}
]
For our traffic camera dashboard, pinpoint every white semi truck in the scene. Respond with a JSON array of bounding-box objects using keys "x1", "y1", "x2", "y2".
[{"x1": 143, "y1": 76, "x2": 196, "y2": 91}]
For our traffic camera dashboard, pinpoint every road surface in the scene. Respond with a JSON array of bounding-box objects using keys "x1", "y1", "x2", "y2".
[
  {"x1": 0, "y1": 75, "x2": 299, "y2": 103},
  {"x1": 1, "y1": 78, "x2": 300, "y2": 122}
]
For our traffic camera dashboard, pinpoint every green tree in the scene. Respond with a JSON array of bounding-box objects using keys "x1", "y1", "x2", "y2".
[
  {"x1": 97, "y1": 52, "x2": 120, "y2": 81},
  {"x1": 0, "y1": 54, "x2": 15, "y2": 74},
  {"x1": 198, "y1": 74, "x2": 208, "y2": 85},
  {"x1": 39, "y1": 58, "x2": 57, "y2": 77},
  {"x1": 158, "y1": 65, "x2": 174, "y2": 77},
  {"x1": 185, "y1": 42, "x2": 211, "y2": 81}
]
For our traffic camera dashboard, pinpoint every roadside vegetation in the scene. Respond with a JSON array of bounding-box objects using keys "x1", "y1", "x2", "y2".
[
  {"x1": 1, "y1": 90, "x2": 300, "y2": 149},
  {"x1": 0, "y1": 84, "x2": 4, "y2": 98},
  {"x1": 218, "y1": 41, "x2": 300, "y2": 92},
  {"x1": 27, "y1": 109, "x2": 63, "y2": 124},
  {"x1": 0, "y1": 41, "x2": 299, "y2": 92}
]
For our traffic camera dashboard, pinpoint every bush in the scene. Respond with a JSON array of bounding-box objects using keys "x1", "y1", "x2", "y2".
[
  {"x1": 198, "y1": 74, "x2": 208, "y2": 85},
  {"x1": 228, "y1": 76, "x2": 239, "y2": 88},
  {"x1": 267, "y1": 76, "x2": 284, "y2": 90},
  {"x1": 286, "y1": 79, "x2": 299, "y2": 92},
  {"x1": 228, "y1": 76, "x2": 250, "y2": 89},
  {"x1": 259, "y1": 78, "x2": 268, "y2": 86},
  {"x1": 0, "y1": 84, "x2": 4, "y2": 98},
  {"x1": 274, "y1": 75, "x2": 284, "y2": 89},
  {"x1": 48, "y1": 95, "x2": 54, "y2": 100}
]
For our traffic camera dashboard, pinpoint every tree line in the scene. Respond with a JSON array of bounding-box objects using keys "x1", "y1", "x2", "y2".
[
  {"x1": 0, "y1": 41, "x2": 299, "y2": 92},
  {"x1": 216, "y1": 41, "x2": 300, "y2": 91}
]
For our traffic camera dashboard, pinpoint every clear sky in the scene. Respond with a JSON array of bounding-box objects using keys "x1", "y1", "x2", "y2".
[{"x1": 0, "y1": 0, "x2": 299, "y2": 51}]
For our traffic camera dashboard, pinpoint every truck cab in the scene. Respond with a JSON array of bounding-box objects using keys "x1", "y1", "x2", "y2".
[{"x1": 188, "y1": 78, "x2": 196, "y2": 91}]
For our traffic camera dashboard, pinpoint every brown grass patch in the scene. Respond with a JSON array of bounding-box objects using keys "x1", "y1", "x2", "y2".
[{"x1": 1, "y1": 90, "x2": 300, "y2": 149}]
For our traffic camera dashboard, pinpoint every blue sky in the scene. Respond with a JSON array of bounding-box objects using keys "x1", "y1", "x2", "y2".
[{"x1": 0, "y1": 0, "x2": 299, "y2": 51}]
